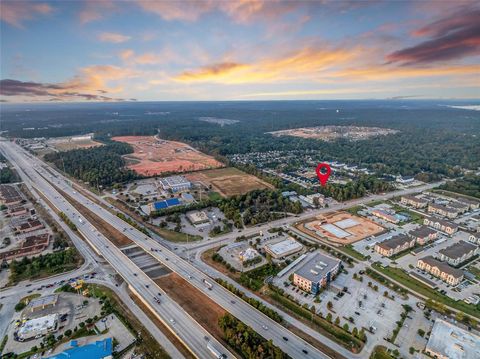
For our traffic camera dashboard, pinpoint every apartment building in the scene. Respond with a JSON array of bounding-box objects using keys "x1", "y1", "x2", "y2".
[
  {"x1": 293, "y1": 252, "x2": 341, "y2": 294},
  {"x1": 438, "y1": 241, "x2": 478, "y2": 266},
  {"x1": 428, "y1": 203, "x2": 459, "y2": 219},
  {"x1": 417, "y1": 256, "x2": 464, "y2": 286},
  {"x1": 374, "y1": 234, "x2": 416, "y2": 257},
  {"x1": 408, "y1": 226, "x2": 438, "y2": 245},
  {"x1": 400, "y1": 195, "x2": 428, "y2": 208},
  {"x1": 469, "y1": 232, "x2": 480, "y2": 245},
  {"x1": 371, "y1": 209, "x2": 400, "y2": 224},
  {"x1": 423, "y1": 216, "x2": 458, "y2": 236}
]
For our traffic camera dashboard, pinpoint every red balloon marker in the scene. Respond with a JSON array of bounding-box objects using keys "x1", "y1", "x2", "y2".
[{"x1": 316, "y1": 163, "x2": 331, "y2": 187}]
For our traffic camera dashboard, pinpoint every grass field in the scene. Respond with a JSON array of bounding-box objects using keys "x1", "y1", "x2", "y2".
[
  {"x1": 51, "y1": 139, "x2": 103, "y2": 151},
  {"x1": 186, "y1": 167, "x2": 273, "y2": 197},
  {"x1": 155, "y1": 227, "x2": 202, "y2": 242}
]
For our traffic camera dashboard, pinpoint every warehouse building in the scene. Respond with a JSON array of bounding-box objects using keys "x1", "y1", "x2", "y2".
[
  {"x1": 158, "y1": 176, "x2": 191, "y2": 193},
  {"x1": 186, "y1": 210, "x2": 210, "y2": 226},
  {"x1": 264, "y1": 238, "x2": 303, "y2": 259},
  {"x1": 293, "y1": 252, "x2": 341, "y2": 294}
]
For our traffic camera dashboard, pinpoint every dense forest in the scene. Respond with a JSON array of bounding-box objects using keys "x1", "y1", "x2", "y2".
[
  {"x1": 9, "y1": 248, "x2": 78, "y2": 283},
  {"x1": 439, "y1": 174, "x2": 480, "y2": 199},
  {"x1": 43, "y1": 141, "x2": 139, "y2": 187},
  {"x1": 218, "y1": 313, "x2": 290, "y2": 359},
  {"x1": 3, "y1": 101, "x2": 479, "y2": 179}
]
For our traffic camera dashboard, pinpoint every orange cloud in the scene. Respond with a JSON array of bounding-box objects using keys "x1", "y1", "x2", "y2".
[
  {"x1": 118, "y1": 49, "x2": 183, "y2": 66},
  {"x1": 175, "y1": 47, "x2": 359, "y2": 83},
  {"x1": 98, "y1": 32, "x2": 131, "y2": 43},
  {"x1": 0, "y1": 1, "x2": 53, "y2": 28}
]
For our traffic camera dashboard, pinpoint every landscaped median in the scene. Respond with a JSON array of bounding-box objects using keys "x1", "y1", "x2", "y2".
[{"x1": 371, "y1": 263, "x2": 480, "y2": 320}]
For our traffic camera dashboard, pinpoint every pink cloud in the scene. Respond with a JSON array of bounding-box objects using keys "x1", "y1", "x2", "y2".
[{"x1": 0, "y1": 1, "x2": 53, "y2": 28}]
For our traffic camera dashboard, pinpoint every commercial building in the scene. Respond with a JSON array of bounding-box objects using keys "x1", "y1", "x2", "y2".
[
  {"x1": 47, "y1": 338, "x2": 113, "y2": 359},
  {"x1": 15, "y1": 218, "x2": 45, "y2": 233},
  {"x1": 186, "y1": 210, "x2": 210, "y2": 226},
  {"x1": 0, "y1": 233, "x2": 50, "y2": 261},
  {"x1": 424, "y1": 216, "x2": 458, "y2": 235},
  {"x1": 408, "y1": 226, "x2": 438, "y2": 245},
  {"x1": 438, "y1": 241, "x2": 478, "y2": 266},
  {"x1": 298, "y1": 194, "x2": 325, "y2": 207},
  {"x1": 425, "y1": 319, "x2": 480, "y2": 359},
  {"x1": 417, "y1": 256, "x2": 464, "y2": 286},
  {"x1": 8, "y1": 206, "x2": 28, "y2": 217},
  {"x1": 396, "y1": 176, "x2": 414, "y2": 184},
  {"x1": 26, "y1": 294, "x2": 58, "y2": 313},
  {"x1": 428, "y1": 203, "x2": 459, "y2": 219},
  {"x1": 293, "y1": 252, "x2": 341, "y2": 294},
  {"x1": 16, "y1": 313, "x2": 58, "y2": 341},
  {"x1": 264, "y1": 238, "x2": 303, "y2": 259},
  {"x1": 374, "y1": 234, "x2": 416, "y2": 257},
  {"x1": 0, "y1": 184, "x2": 23, "y2": 206},
  {"x1": 400, "y1": 195, "x2": 428, "y2": 208},
  {"x1": 158, "y1": 175, "x2": 191, "y2": 193}
]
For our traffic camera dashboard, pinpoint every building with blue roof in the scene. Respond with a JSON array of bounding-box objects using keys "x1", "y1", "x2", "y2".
[
  {"x1": 149, "y1": 197, "x2": 182, "y2": 212},
  {"x1": 47, "y1": 338, "x2": 112, "y2": 359}
]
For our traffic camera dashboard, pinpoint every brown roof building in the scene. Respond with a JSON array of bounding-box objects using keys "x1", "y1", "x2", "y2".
[
  {"x1": 0, "y1": 234, "x2": 50, "y2": 261},
  {"x1": 417, "y1": 256, "x2": 464, "y2": 286},
  {"x1": 374, "y1": 234, "x2": 416, "y2": 257}
]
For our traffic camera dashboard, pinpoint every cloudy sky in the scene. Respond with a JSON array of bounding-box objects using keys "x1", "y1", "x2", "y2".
[{"x1": 1, "y1": 0, "x2": 479, "y2": 102}]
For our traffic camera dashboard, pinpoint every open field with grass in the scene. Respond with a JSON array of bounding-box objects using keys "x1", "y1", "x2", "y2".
[
  {"x1": 49, "y1": 138, "x2": 103, "y2": 151},
  {"x1": 186, "y1": 167, "x2": 273, "y2": 197},
  {"x1": 112, "y1": 136, "x2": 223, "y2": 176}
]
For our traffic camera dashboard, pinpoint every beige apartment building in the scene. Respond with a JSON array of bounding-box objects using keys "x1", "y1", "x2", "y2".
[
  {"x1": 400, "y1": 195, "x2": 428, "y2": 208},
  {"x1": 374, "y1": 234, "x2": 416, "y2": 257},
  {"x1": 417, "y1": 256, "x2": 464, "y2": 286}
]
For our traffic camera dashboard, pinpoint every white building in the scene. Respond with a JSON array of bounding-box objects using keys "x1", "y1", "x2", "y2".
[
  {"x1": 239, "y1": 247, "x2": 259, "y2": 262},
  {"x1": 17, "y1": 313, "x2": 59, "y2": 341},
  {"x1": 158, "y1": 176, "x2": 191, "y2": 192},
  {"x1": 264, "y1": 238, "x2": 303, "y2": 259}
]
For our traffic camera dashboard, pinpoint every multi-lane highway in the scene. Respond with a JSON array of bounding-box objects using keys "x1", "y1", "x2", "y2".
[
  {"x1": 0, "y1": 140, "x2": 233, "y2": 359},
  {"x1": 2, "y1": 140, "x2": 333, "y2": 358}
]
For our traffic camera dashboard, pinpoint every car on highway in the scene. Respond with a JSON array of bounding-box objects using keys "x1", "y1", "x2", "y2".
[{"x1": 302, "y1": 349, "x2": 308, "y2": 354}]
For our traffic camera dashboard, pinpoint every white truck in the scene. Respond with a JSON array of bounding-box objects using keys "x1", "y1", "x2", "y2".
[
  {"x1": 207, "y1": 342, "x2": 227, "y2": 359},
  {"x1": 203, "y1": 279, "x2": 213, "y2": 290}
]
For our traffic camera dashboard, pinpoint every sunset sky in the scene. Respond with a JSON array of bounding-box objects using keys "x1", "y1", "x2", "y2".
[{"x1": 1, "y1": 0, "x2": 479, "y2": 102}]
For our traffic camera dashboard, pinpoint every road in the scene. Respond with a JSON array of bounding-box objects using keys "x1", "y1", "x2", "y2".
[
  {"x1": 2, "y1": 140, "x2": 333, "y2": 358},
  {"x1": 0, "y1": 141, "x2": 232, "y2": 359}
]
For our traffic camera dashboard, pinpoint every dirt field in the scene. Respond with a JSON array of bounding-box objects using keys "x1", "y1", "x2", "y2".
[
  {"x1": 155, "y1": 273, "x2": 228, "y2": 348},
  {"x1": 298, "y1": 211, "x2": 384, "y2": 245},
  {"x1": 112, "y1": 136, "x2": 223, "y2": 176},
  {"x1": 58, "y1": 188, "x2": 133, "y2": 248},
  {"x1": 186, "y1": 167, "x2": 273, "y2": 197},
  {"x1": 49, "y1": 138, "x2": 103, "y2": 151}
]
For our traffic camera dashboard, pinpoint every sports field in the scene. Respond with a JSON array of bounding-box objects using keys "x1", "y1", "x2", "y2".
[
  {"x1": 112, "y1": 136, "x2": 223, "y2": 176},
  {"x1": 298, "y1": 211, "x2": 385, "y2": 245},
  {"x1": 185, "y1": 167, "x2": 273, "y2": 197}
]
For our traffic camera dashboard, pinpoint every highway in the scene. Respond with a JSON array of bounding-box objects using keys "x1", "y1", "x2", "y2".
[
  {"x1": 0, "y1": 141, "x2": 232, "y2": 359},
  {"x1": 1, "y1": 141, "x2": 333, "y2": 358}
]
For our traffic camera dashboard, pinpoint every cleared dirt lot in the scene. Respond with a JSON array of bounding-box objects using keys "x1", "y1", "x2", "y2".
[
  {"x1": 298, "y1": 211, "x2": 385, "y2": 245},
  {"x1": 154, "y1": 273, "x2": 228, "y2": 348},
  {"x1": 112, "y1": 136, "x2": 223, "y2": 176},
  {"x1": 186, "y1": 167, "x2": 273, "y2": 197}
]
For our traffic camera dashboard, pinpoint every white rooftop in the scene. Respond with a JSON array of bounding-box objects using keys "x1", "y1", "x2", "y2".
[
  {"x1": 426, "y1": 319, "x2": 480, "y2": 359},
  {"x1": 334, "y1": 218, "x2": 360, "y2": 229},
  {"x1": 265, "y1": 238, "x2": 302, "y2": 256},
  {"x1": 320, "y1": 223, "x2": 351, "y2": 238},
  {"x1": 18, "y1": 314, "x2": 58, "y2": 338}
]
